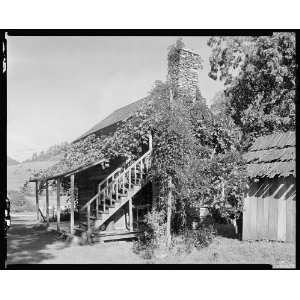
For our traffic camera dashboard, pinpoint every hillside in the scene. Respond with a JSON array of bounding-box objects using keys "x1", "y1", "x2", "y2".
[
  {"x1": 24, "y1": 142, "x2": 69, "y2": 163},
  {"x1": 7, "y1": 160, "x2": 58, "y2": 191},
  {"x1": 7, "y1": 159, "x2": 70, "y2": 213},
  {"x1": 7, "y1": 156, "x2": 20, "y2": 166}
]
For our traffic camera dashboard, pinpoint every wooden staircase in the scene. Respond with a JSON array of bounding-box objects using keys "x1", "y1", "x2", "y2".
[{"x1": 78, "y1": 149, "x2": 152, "y2": 236}]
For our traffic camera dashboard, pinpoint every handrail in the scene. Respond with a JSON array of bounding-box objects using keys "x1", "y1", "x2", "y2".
[
  {"x1": 104, "y1": 150, "x2": 151, "y2": 188},
  {"x1": 80, "y1": 193, "x2": 100, "y2": 211},
  {"x1": 98, "y1": 167, "x2": 122, "y2": 188},
  {"x1": 80, "y1": 149, "x2": 152, "y2": 212}
]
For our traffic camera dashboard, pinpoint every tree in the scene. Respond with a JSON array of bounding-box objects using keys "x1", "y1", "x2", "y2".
[
  {"x1": 208, "y1": 33, "x2": 296, "y2": 146},
  {"x1": 30, "y1": 39, "x2": 249, "y2": 241}
]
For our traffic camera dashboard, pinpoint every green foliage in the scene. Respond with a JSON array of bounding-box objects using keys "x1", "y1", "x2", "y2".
[
  {"x1": 25, "y1": 142, "x2": 69, "y2": 162},
  {"x1": 176, "y1": 150, "x2": 248, "y2": 222},
  {"x1": 29, "y1": 39, "x2": 248, "y2": 238},
  {"x1": 133, "y1": 209, "x2": 167, "y2": 259},
  {"x1": 182, "y1": 224, "x2": 216, "y2": 251},
  {"x1": 208, "y1": 33, "x2": 296, "y2": 143}
]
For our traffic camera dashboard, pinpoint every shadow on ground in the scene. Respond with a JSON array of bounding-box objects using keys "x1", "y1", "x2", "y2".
[{"x1": 7, "y1": 214, "x2": 69, "y2": 265}]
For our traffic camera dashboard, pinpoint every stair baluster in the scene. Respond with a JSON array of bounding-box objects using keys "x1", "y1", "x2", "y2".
[
  {"x1": 87, "y1": 205, "x2": 91, "y2": 231},
  {"x1": 79, "y1": 148, "x2": 152, "y2": 232}
]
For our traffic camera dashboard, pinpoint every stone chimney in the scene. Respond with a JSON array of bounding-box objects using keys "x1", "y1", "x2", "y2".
[{"x1": 167, "y1": 47, "x2": 203, "y2": 103}]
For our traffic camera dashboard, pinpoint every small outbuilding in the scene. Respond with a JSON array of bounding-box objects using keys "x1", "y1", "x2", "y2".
[{"x1": 242, "y1": 131, "x2": 295, "y2": 242}]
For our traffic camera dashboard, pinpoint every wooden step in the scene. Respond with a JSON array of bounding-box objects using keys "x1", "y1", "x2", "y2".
[
  {"x1": 117, "y1": 193, "x2": 128, "y2": 197},
  {"x1": 99, "y1": 204, "x2": 115, "y2": 209},
  {"x1": 79, "y1": 222, "x2": 90, "y2": 227},
  {"x1": 93, "y1": 230, "x2": 141, "y2": 242},
  {"x1": 80, "y1": 214, "x2": 97, "y2": 220}
]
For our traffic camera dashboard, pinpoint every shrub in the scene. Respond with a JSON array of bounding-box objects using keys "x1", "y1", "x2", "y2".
[
  {"x1": 133, "y1": 209, "x2": 216, "y2": 259},
  {"x1": 133, "y1": 209, "x2": 167, "y2": 259},
  {"x1": 183, "y1": 224, "x2": 215, "y2": 250}
]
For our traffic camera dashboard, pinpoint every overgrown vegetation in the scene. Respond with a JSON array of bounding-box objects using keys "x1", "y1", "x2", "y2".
[
  {"x1": 208, "y1": 33, "x2": 296, "y2": 147},
  {"x1": 26, "y1": 35, "x2": 295, "y2": 258},
  {"x1": 24, "y1": 142, "x2": 69, "y2": 162}
]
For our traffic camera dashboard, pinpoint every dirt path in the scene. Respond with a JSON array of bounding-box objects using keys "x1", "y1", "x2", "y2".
[
  {"x1": 7, "y1": 213, "x2": 144, "y2": 265},
  {"x1": 7, "y1": 213, "x2": 295, "y2": 267}
]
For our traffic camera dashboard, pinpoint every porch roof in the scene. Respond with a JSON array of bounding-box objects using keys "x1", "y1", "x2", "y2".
[
  {"x1": 243, "y1": 131, "x2": 295, "y2": 178},
  {"x1": 29, "y1": 158, "x2": 109, "y2": 182}
]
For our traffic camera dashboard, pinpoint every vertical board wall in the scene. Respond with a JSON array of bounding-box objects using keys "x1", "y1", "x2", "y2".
[{"x1": 243, "y1": 176, "x2": 295, "y2": 242}]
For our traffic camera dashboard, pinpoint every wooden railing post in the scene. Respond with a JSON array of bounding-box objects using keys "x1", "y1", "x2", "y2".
[
  {"x1": 109, "y1": 184, "x2": 113, "y2": 206},
  {"x1": 122, "y1": 174, "x2": 125, "y2": 194},
  {"x1": 129, "y1": 197, "x2": 133, "y2": 232},
  {"x1": 56, "y1": 177, "x2": 61, "y2": 232},
  {"x1": 45, "y1": 180, "x2": 49, "y2": 226},
  {"x1": 70, "y1": 174, "x2": 75, "y2": 234},
  {"x1": 35, "y1": 181, "x2": 39, "y2": 221},
  {"x1": 128, "y1": 168, "x2": 131, "y2": 190},
  {"x1": 96, "y1": 194, "x2": 99, "y2": 219},
  {"x1": 103, "y1": 190, "x2": 106, "y2": 212},
  {"x1": 148, "y1": 133, "x2": 152, "y2": 151},
  {"x1": 115, "y1": 181, "x2": 118, "y2": 201},
  {"x1": 87, "y1": 205, "x2": 91, "y2": 231},
  {"x1": 136, "y1": 206, "x2": 139, "y2": 231},
  {"x1": 140, "y1": 160, "x2": 143, "y2": 180}
]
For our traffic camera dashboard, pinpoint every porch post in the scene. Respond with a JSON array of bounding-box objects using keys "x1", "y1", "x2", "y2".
[
  {"x1": 45, "y1": 180, "x2": 49, "y2": 226},
  {"x1": 70, "y1": 174, "x2": 75, "y2": 234},
  {"x1": 148, "y1": 133, "x2": 152, "y2": 151},
  {"x1": 56, "y1": 177, "x2": 61, "y2": 231},
  {"x1": 35, "y1": 181, "x2": 39, "y2": 221},
  {"x1": 129, "y1": 197, "x2": 133, "y2": 231}
]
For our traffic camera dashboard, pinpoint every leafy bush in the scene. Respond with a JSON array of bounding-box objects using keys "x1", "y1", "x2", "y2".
[
  {"x1": 134, "y1": 209, "x2": 216, "y2": 259},
  {"x1": 133, "y1": 209, "x2": 167, "y2": 259},
  {"x1": 183, "y1": 224, "x2": 215, "y2": 250}
]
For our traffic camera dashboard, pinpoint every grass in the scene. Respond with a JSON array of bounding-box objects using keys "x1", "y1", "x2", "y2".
[
  {"x1": 7, "y1": 212, "x2": 295, "y2": 267},
  {"x1": 156, "y1": 237, "x2": 295, "y2": 268},
  {"x1": 7, "y1": 162, "x2": 295, "y2": 268}
]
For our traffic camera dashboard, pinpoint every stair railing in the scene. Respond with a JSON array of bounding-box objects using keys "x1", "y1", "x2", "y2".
[{"x1": 79, "y1": 149, "x2": 152, "y2": 231}]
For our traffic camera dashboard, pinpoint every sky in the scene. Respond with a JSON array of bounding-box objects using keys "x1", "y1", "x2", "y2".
[{"x1": 7, "y1": 36, "x2": 224, "y2": 162}]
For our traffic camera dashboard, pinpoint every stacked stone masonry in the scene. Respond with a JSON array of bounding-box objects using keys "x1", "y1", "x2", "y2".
[{"x1": 168, "y1": 48, "x2": 202, "y2": 103}]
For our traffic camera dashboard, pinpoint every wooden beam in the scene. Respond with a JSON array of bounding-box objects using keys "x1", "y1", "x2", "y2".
[
  {"x1": 129, "y1": 197, "x2": 133, "y2": 232},
  {"x1": 56, "y1": 177, "x2": 61, "y2": 232},
  {"x1": 45, "y1": 181, "x2": 49, "y2": 226},
  {"x1": 70, "y1": 174, "x2": 75, "y2": 234},
  {"x1": 87, "y1": 205, "x2": 91, "y2": 232},
  {"x1": 35, "y1": 181, "x2": 39, "y2": 221},
  {"x1": 148, "y1": 133, "x2": 152, "y2": 151},
  {"x1": 166, "y1": 176, "x2": 173, "y2": 247}
]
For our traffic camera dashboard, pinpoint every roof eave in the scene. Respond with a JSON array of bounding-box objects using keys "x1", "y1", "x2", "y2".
[{"x1": 29, "y1": 158, "x2": 109, "y2": 182}]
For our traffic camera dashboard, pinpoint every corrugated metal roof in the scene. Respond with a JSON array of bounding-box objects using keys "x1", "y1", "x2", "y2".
[{"x1": 244, "y1": 131, "x2": 295, "y2": 178}]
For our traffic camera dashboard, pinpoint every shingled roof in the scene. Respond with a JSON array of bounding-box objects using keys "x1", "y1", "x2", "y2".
[
  {"x1": 243, "y1": 131, "x2": 295, "y2": 178},
  {"x1": 76, "y1": 97, "x2": 149, "y2": 141}
]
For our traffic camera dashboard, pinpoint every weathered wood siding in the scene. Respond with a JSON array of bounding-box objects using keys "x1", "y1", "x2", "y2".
[{"x1": 243, "y1": 175, "x2": 295, "y2": 242}]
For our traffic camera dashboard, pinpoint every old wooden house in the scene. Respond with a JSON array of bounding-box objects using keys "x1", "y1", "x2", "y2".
[
  {"x1": 30, "y1": 47, "x2": 203, "y2": 241},
  {"x1": 30, "y1": 45, "x2": 296, "y2": 244},
  {"x1": 242, "y1": 131, "x2": 296, "y2": 242}
]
